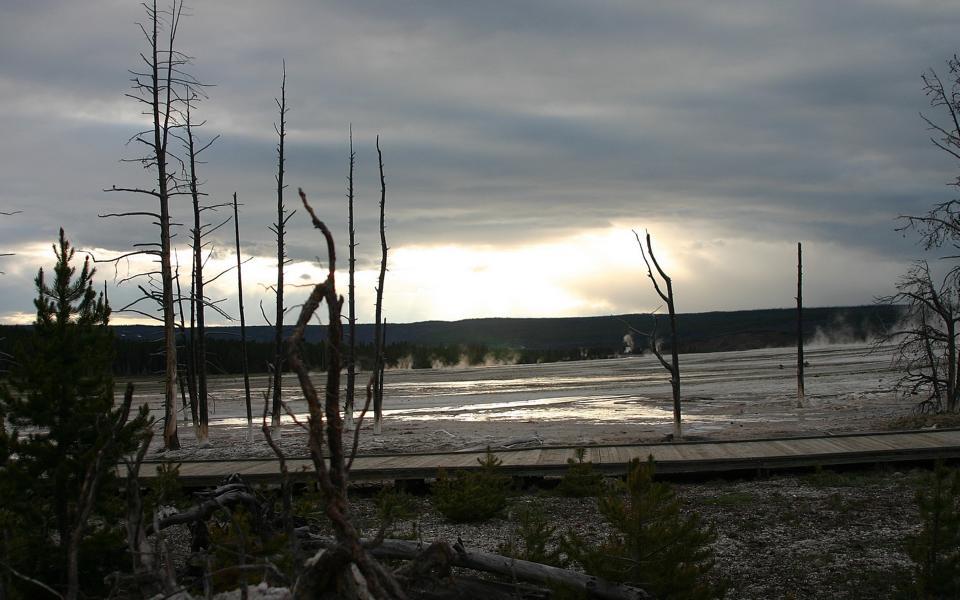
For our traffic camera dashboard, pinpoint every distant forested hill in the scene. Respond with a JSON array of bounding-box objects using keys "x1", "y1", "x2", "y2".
[{"x1": 0, "y1": 304, "x2": 903, "y2": 376}]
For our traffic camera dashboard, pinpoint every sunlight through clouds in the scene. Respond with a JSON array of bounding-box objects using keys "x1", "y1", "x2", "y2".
[{"x1": 381, "y1": 226, "x2": 673, "y2": 321}]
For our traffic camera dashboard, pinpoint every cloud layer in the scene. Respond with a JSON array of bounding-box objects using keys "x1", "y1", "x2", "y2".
[{"x1": 1, "y1": 1, "x2": 958, "y2": 324}]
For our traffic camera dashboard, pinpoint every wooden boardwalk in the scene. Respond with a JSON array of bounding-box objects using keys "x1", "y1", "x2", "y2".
[{"x1": 135, "y1": 429, "x2": 960, "y2": 488}]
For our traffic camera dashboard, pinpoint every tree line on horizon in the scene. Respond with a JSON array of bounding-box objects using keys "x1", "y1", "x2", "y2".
[{"x1": 0, "y1": 303, "x2": 902, "y2": 378}]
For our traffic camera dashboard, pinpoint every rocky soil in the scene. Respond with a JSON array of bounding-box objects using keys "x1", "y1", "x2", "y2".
[{"x1": 295, "y1": 466, "x2": 922, "y2": 599}]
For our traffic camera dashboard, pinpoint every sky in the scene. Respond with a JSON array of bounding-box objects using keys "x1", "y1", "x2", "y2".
[{"x1": 1, "y1": 0, "x2": 959, "y2": 326}]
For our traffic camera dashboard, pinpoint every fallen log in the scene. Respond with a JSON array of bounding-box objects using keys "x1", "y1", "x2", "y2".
[
  {"x1": 304, "y1": 536, "x2": 654, "y2": 600},
  {"x1": 146, "y1": 482, "x2": 260, "y2": 535},
  {"x1": 456, "y1": 435, "x2": 543, "y2": 453}
]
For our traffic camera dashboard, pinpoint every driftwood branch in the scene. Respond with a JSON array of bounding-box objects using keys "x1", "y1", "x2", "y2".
[{"x1": 287, "y1": 188, "x2": 405, "y2": 600}]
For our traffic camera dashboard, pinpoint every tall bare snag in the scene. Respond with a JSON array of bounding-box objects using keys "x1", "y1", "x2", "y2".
[
  {"x1": 635, "y1": 230, "x2": 682, "y2": 440},
  {"x1": 270, "y1": 62, "x2": 293, "y2": 437},
  {"x1": 103, "y1": 0, "x2": 202, "y2": 450},
  {"x1": 373, "y1": 137, "x2": 388, "y2": 434},
  {"x1": 345, "y1": 126, "x2": 358, "y2": 430},
  {"x1": 234, "y1": 193, "x2": 254, "y2": 440}
]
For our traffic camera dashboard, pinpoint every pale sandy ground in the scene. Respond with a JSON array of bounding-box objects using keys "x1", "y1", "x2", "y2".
[{"x1": 131, "y1": 342, "x2": 913, "y2": 460}]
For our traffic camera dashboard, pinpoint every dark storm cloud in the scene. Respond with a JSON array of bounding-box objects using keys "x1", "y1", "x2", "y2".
[{"x1": 2, "y1": 0, "x2": 960, "y2": 322}]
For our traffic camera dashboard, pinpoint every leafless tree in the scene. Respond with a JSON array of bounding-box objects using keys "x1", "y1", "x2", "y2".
[
  {"x1": 634, "y1": 230, "x2": 681, "y2": 440},
  {"x1": 880, "y1": 262, "x2": 960, "y2": 413},
  {"x1": 234, "y1": 192, "x2": 254, "y2": 440},
  {"x1": 373, "y1": 137, "x2": 388, "y2": 435},
  {"x1": 102, "y1": 0, "x2": 202, "y2": 450},
  {"x1": 269, "y1": 62, "x2": 294, "y2": 438},
  {"x1": 903, "y1": 55, "x2": 960, "y2": 256},
  {"x1": 345, "y1": 126, "x2": 358, "y2": 431},
  {"x1": 174, "y1": 258, "x2": 198, "y2": 427},
  {"x1": 885, "y1": 55, "x2": 960, "y2": 413},
  {"x1": 178, "y1": 92, "x2": 227, "y2": 447},
  {"x1": 796, "y1": 242, "x2": 805, "y2": 408}
]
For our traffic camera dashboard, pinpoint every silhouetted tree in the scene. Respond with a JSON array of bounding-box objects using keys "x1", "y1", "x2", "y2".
[
  {"x1": 797, "y1": 241, "x2": 805, "y2": 408},
  {"x1": 269, "y1": 62, "x2": 293, "y2": 438},
  {"x1": 179, "y1": 91, "x2": 228, "y2": 446},
  {"x1": 345, "y1": 126, "x2": 358, "y2": 430},
  {"x1": 887, "y1": 55, "x2": 960, "y2": 413},
  {"x1": 634, "y1": 230, "x2": 682, "y2": 440},
  {"x1": 373, "y1": 137, "x2": 388, "y2": 434},
  {"x1": 102, "y1": 0, "x2": 203, "y2": 450},
  {"x1": 234, "y1": 192, "x2": 254, "y2": 440},
  {"x1": 881, "y1": 261, "x2": 960, "y2": 413}
]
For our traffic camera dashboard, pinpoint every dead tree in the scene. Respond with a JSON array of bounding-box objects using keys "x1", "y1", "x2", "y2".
[
  {"x1": 373, "y1": 137, "x2": 388, "y2": 435},
  {"x1": 269, "y1": 62, "x2": 293, "y2": 438},
  {"x1": 887, "y1": 56, "x2": 960, "y2": 413},
  {"x1": 903, "y1": 56, "x2": 960, "y2": 255},
  {"x1": 796, "y1": 242, "x2": 805, "y2": 408},
  {"x1": 634, "y1": 230, "x2": 681, "y2": 440},
  {"x1": 102, "y1": 0, "x2": 201, "y2": 450},
  {"x1": 288, "y1": 188, "x2": 404, "y2": 599},
  {"x1": 174, "y1": 258, "x2": 198, "y2": 427},
  {"x1": 179, "y1": 93, "x2": 222, "y2": 447},
  {"x1": 234, "y1": 192, "x2": 254, "y2": 441},
  {"x1": 879, "y1": 261, "x2": 960, "y2": 413},
  {"x1": 345, "y1": 126, "x2": 358, "y2": 430}
]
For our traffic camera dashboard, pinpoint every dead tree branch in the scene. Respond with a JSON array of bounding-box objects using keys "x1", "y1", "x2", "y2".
[{"x1": 287, "y1": 188, "x2": 404, "y2": 599}]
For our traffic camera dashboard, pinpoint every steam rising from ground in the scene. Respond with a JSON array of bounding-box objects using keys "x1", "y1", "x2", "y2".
[
  {"x1": 807, "y1": 309, "x2": 901, "y2": 347},
  {"x1": 390, "y1": 350, "x2": 522, "y2": 370}
]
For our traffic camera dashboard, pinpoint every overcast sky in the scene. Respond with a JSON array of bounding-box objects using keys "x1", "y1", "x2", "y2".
[{"x1": 1, "y1": 1, "x2": 958, "y2": 326}]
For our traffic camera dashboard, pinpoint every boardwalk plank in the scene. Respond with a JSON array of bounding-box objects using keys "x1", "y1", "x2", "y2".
[{"x1": 133, "y1": 430, "x2": 960, "y2": 485}]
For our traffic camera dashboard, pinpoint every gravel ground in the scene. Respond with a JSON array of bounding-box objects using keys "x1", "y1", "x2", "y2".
[
  {"x1": 158, "y1": 464, "x2": 929, "y2": 599},
  {"x1": 254, "y1": 465, "x2": 923, "y2": 599}
]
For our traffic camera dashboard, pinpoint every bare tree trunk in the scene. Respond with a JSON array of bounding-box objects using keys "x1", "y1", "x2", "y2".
[
  {"x1": 797, "y1": 242, "x2": 805, "y2": 409},
  {"x1": 345, "y1": 126, "x2": 357, "y2": 430},
  {"x1": 635, "y1": 230, "x2": 681, "y2": 440},
  {"x1": 665, "y1": 277, "x2": 680, "y2": 440},
  {"x1": 174, "y1": 263, "x2": 198, "y2": 427},
  {"x1": 271, "y1": 62, "x2": 290, "y2": 438},
  {"x1": 373, "y1": 137, "x2": 388, "y2": 435},
  {"x1": 234, "y1": 193, "x2": 254, "y2": 441},
  {"x1": 185, "y1": 99, "x2": 210, "y2": 446},
  {"x1": 378, "y1": 320, "x2": 387, "y2": 411},
  {"x1": 154, "y1": 1, "x2": 181, "y2": 451}
]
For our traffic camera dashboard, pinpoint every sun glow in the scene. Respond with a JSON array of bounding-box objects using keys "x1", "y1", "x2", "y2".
[{"x1": 382, "y1": 226, "x2": 666, "y2": 322}]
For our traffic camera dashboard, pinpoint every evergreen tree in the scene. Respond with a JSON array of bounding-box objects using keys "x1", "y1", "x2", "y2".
[
  {"x1": 0, "y1": 229, "x2": 149, "y2": 598},
  {"x1": 903, "y1": 462, "x2": 960, "y2": 598},
  {"x1": 563, "y1": 457, "x2": 724, "y2": 600}
]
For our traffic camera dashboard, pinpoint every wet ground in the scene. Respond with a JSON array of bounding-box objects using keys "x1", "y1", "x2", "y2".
[{"x1": 133, "y1": 342, "x2": 912, "y2": 459}]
